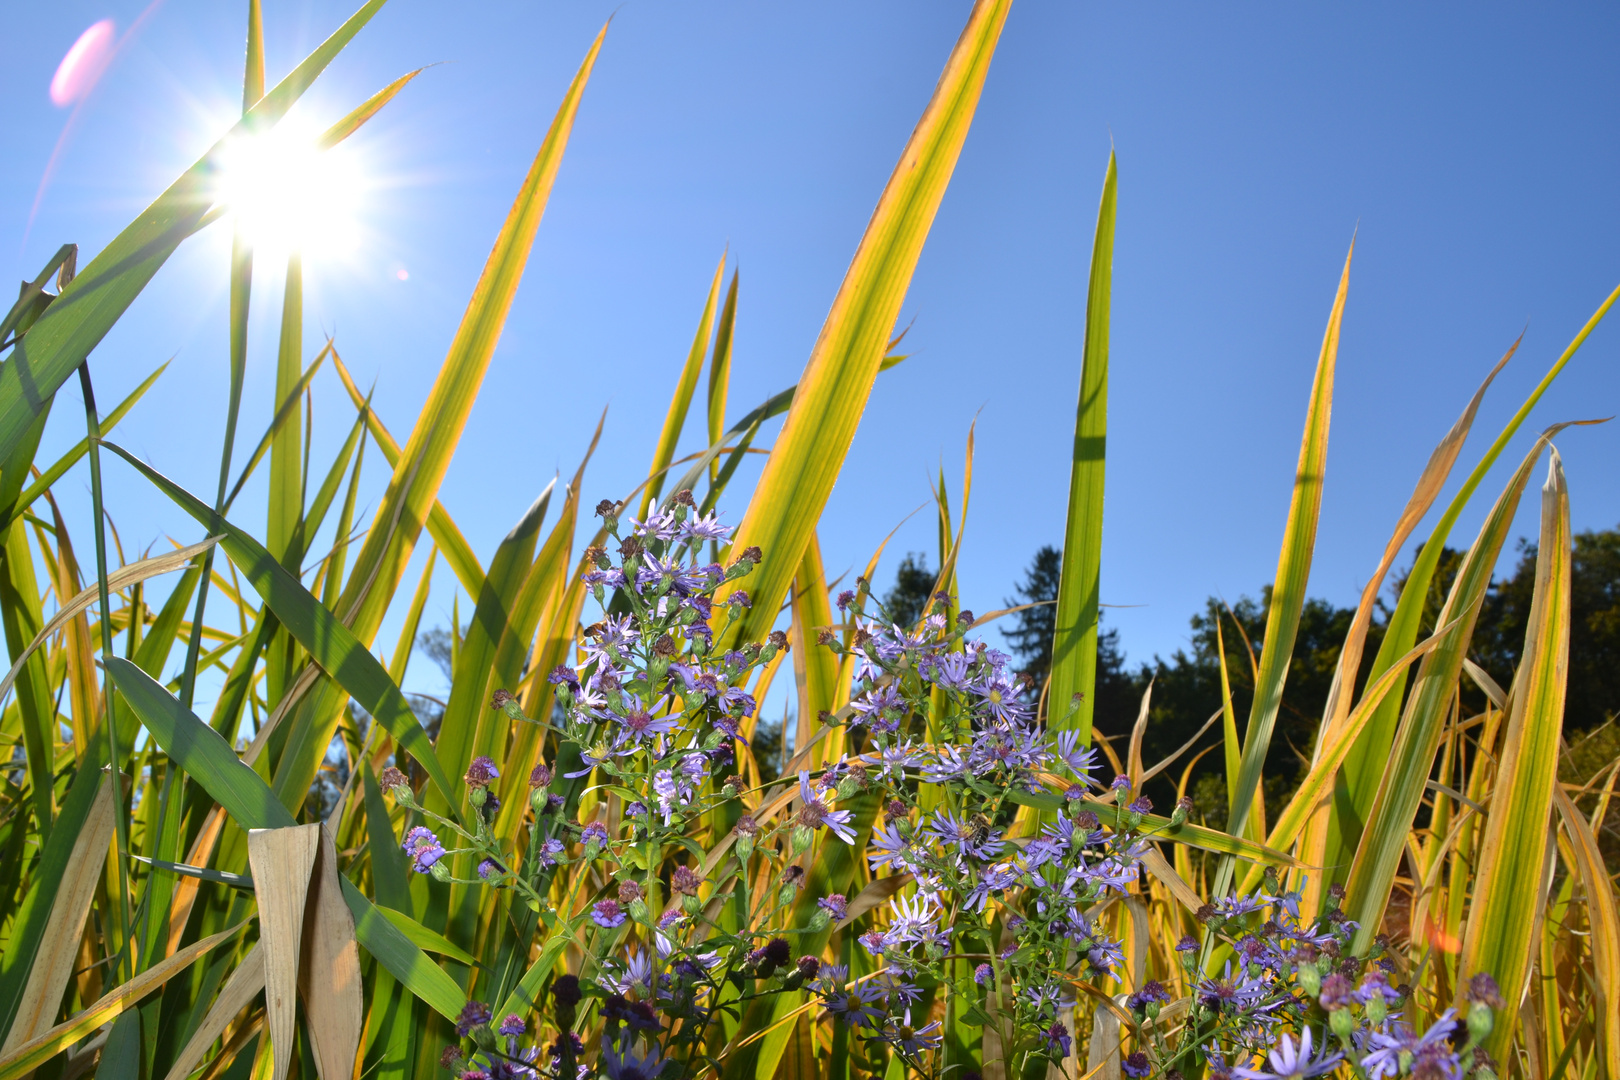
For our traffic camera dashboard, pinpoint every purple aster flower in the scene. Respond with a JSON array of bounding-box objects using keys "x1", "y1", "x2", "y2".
[
  {"x1": 477, "y1": 859, "x2": 503, "y2": 882},
  {"x1": 1053, "y1": 730, "x2": 1100, "y2": 781},
  {"x1": 536, "y1": 837, "x2": 565, "y2": 867},
  {"x1": 456, "y1": 1001, "x2": 492, "y2": 1036},
  {"x1": 1234, "y1": 1028, "x2": 1344, "y2": 1080},
  {"x1": 498, "y1": 1014, "x2": 526, "y2": 1037},
  {"x1": 1176, "y1": 935, "x2": 1200, "y2": 952},
  {"x1": 1361, "y1": 1012, "x2": 1460, "y2": 1080},
  {"x1": 1199, "y1": 962, "x2": 1268, "y2": 1013},
  {"x1": 822, "y1": 985, "x2": 885, "y2": 1029},
  {"x1": 592, "y1": 900, "x2": 628, "y2": 928},
  {"x1": 599, "y1": 1035, "x2": 666, "y2": 1080},
  {"x1": 879, "y1": 1010, "x2": 942, "y2": 1058},
  {"x1": 583, "y1": 567, "x2": 627, "y2": 590},
  {"x1": 680, "y1": 511, "x2": 731, "y2": 543},
  {"x1": 1044, "y1": 1021, "x2": 1074, "y2": 1059},
  {"x1": 796, "y1": 770, "x2": 856, "y2": 843},
  {"x1": 581, "y1": 821, "x2": 610, "y2": 847},
  {"x1": 1121, "y1": 1051, "x2": 1150, "y2": 1078},
  {"x1": 973, "y1": 963, "x2": 993, "y2": 985},
  {"x1": 858, "y1": 930, "x2": 887, "y2": 956},
  {"x1": 630, "y1": 507, "x2": 680, "y2": 540},
  {"x1": 924, "y1": 809, "x2": 1006, "y2": 860},
  {"x1": 464, "y1": 756, "x2": 500, "y2": 788},
  {"x1": 402, "y1": 826, "x2": 446, "y2": 873}
]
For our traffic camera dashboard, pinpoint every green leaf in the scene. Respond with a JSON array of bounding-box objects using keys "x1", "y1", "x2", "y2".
[
  {"x1": 1049, "y1": 152, "x2": 1115, "y2": 742},
  {"x1": 100, "y1": 443, "x2": 457, "y2": 812},
  {"x1": 377, "y1": 907, "x2": 477, "y2": 967},
  {"x1": 340, "y1": 877, "x2": 468, "y2": 1022}
]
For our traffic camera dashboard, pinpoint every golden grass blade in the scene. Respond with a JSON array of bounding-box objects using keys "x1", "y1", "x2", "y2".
[
  {"x1": 1462, "y1": 447, "x2": 1573, "y2": 1058},
  {"x1": 298, "y1": 827, "x2": 362, "y2": 1080},
  {"x1": 1343, "y1": 423, "x2": 1587, "y2": 950},
  {"x1": 317, "y1": 68, "x2": 424, "y2": 149},
  {"x1": 0, "y1": 536, "x2": 218, "y2": 711},
  {"x1": 387, "y1": 547, "x2": 437, "y2": 684},
  {"x1": 641, "y1": 252, "x2": 724, "y2": 517},
  {"x1": 162, "y1": 944, "x2": 264, "y2": 1080},
  {"x1": 247, "y1": 825, "x2": 321, "y2": 1080},
  {"x1": 0, "y1": 925, "x2": 244, "y2": 1080},
  {"x1": 1050, "y1": 151, "x2": 1115, "y2": 739},
  {"x1": 707, "y1": 269, "x2": 739, "y2": 485},
  {"x1": 0, "y1": 770, "x2": 114, "y2": 1054},
  {"x1": 1224, "y1": 241, "x2": 1351, "y2": 851},
  {"x1": 327, "y1": 24, "x2": 605, "y2": 651},
  {"x1": 1553, "y1": 786, "x2": 1620, "y2": 1080},
  {"x1": 714, "y1": 0, "x2": 1013, "y2": 648},
  {"x1": 789, "y1": 533, "x2": 838, "y2": 769},
  {"x1": 244, "y1": 0, "x2": 264, "y2": 109}
]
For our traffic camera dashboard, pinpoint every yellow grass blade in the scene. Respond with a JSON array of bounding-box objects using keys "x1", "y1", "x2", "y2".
[
  {"x1": 789, "y1": 532, "x2": 837, "y2": 768},
  {"x1": 1553, "y1": 787, "x2": 1620, "y2": 1080},
  {"x1": 715, "y1": 0, "x2": 1013, "y2": 649},
  {"x1": 0, "y1": 770, "x2": 114, "y2": 1053},
  {"x1": 247, "y1": 825, "x2": 321, "y2": 1080},
  {"x1": 1462, "y1": 446, "x2": 1573, "y2": 1058},
  {"x1": 707, "y1": 269, "x2": 739, "y2": 484}
]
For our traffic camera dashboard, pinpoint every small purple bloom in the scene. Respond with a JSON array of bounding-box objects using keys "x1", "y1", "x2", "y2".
[
  {"x1": 456, "y1": 1001, "x2": 492, "y2": 1036},
  {"x1": 498, "y1": 1014, "x2": 526, "y2": 1037},
  {"x1": 402, "y1": 826, "x2": 446, "y2": 873},
  {"x1": 592, "y1": 900, "x2": 628, "y2": 928},
  {"x1": 818, "y1": 894, "x2": 848, "y2": 921}
]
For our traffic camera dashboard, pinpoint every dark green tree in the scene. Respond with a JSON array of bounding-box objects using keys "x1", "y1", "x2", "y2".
[{"x1": 883, "y1": 552, "x2": 936, "y2": 629}]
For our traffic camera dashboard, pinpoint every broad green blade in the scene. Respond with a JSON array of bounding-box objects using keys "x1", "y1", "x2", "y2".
[
  {"x1": 102, "y1": 444, "x2": 457, "y2": 810},
  {"x1": 714, "y1": 0, "x2": 1013, "y2": 649},
  {"x1": 641, "y1": 252, "x2": 725, "y2": 518},
  {"x1": 1049, "y1": 151, "x2": 1115, "y2": 740},
  {"x1": 1461, "y1": 447, "x2": 1572, "y2": 1058},
  {"x1": 363, "y1": 764, "x2": 413, "y2": 914},
  {"x1": 1224, "y1": 242, "x2": 1351, "y2": 851},
  {"x1": 0, "y1": 0, "x2": 390, "y2": 468}
]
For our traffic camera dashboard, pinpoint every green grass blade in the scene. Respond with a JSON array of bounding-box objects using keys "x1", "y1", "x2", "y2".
[
  {"x1": 641, "y1": 252, "x2": 724, "y2": 518},
  {"x1": 1049, "y1": 151, "x2": 1115, "y2": 741},
  {"x1": 101, "y1": 443, "x2": 458, "y2": 810},
  {"x1": 339, "y1": 878, "x2": 467, "y2": 1022},
  {"x1": 1462, "y1": 446, "x2": 1572, "y2": 1057},
  {"x1": 0, "y1": 0, "x2": 391, "y2": 468},
  {"x1": 1342, "y1": 424, "x2": 1582, "y2": 949},
  {"x1": 317, "y1": 68, "x2": 424, "y2": 150},
  {"x1": 1337, "y1": 282, "x2": 1620, "y2": 867},
  {"x1": 714, "y1": 0, "x2": 1013, "y2": 649},
  {"x1": 363, "y1": 764, "x2": 413, "y2": 914},
  {"x1": 1223, "y1": 241, "x2": 1351, "y2": 850},
  {"x1": 105, "y1": 657, "x2": 297, "y2": 831}
]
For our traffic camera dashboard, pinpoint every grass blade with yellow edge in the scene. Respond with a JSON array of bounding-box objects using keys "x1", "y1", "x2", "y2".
[
  {"x1": 642, "y1": 252, "x2": 725, "y2": 517},
  {"x1": 324, "y1": 23, "x2": 605, "y2": 654},
  {"x1": 0, "y1": 0, "x2": 391, "y2": 468},
  {"x1": 714, "y1": 0, "x2": 1013, "y2": 649},
  {"x1": 1222, "y1": 241, "x2": 1351, "y2": 861},
  {"x1": 1050, "y1": 151, "x2": 1115, "y2": 741},
  {"x1": 1553, "y1": 786, "x2": 1620, "y2": 1080},
  {"x1": 1335, "y1": 283, "x2": 1620, "y2": 880},
  {"x1": 1461, "y1": 446, "x2": 1573, "y2": 1059},
  {"x1": 330, "y1": 348, "x2": 485, "y2": 596},
  {"x1": 789, "y1": 532, "x2": 837, "y2": 769},
  {"x1": 1300, "y1": 339, "x2": 1515, "y2": 908},
  {"x1": 708, "y1": 268, "x2": 739, "y2": 485},
  {"x1": 1342, "y1": 423, "x2": 1589, "y2": 951}
]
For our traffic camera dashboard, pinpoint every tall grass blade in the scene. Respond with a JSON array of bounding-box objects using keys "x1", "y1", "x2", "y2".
[
  {"x1": 1223, "y1": 242, "x2": 1351, "y2": 854},
  {"x1": 641, "y1": 253, "x2": 724, "y2": 517},
  {"x1": 708, "y1": 269, "x2": 739, "y2": 484},
  {"x1": 714, "y1": 0, "x2": 1013, "y2": 647},
  {"x1": 1049, "y1": 151, "x2": 1115, "y2": 741},
  {"x1": 1462, "y1": 447, "x2": 1572, "y2": 1056}
]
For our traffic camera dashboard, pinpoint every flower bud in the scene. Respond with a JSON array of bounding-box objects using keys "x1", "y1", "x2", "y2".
[
  {"x1": 736, "y1": 834, "x2": 755, "y2": 861},
  {"x1": 778, "y1": 882, "x2": 799, "y2": 908},
  {"x1": 1329, "y1": 1007, "x2": 1355, "y2": 1038},
  {"x1": 1296, "y1": 964, "x2": 1321, "y2": 996},
  {"x1": 791, "y1": 824, "x2": 813, "y2": 856},
  {"x1": 430, "y1": 861, "x2": 451, "y2": 883},
  {"x1": 1365, "y1": 994, "x2": 1388, "y2": 1025},
  {"x1": 682, "y1": 893, "x2": 702, "y2": 916},
  {"x1": 469, "y1": 787, "x2": 488, "y2": 808},
  {"x1": 628, "y1": 897, "x2": 649, "y2": 924},
  {"x1": 1467, "y1": 1001, "x2": 1494, "y2": 1043},
  {"x1": 808, "y1": 907, "x2": 831, "y2": 933}
]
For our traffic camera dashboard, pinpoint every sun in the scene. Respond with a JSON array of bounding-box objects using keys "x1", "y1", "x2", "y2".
[{"x1": 212, "y1": 117, "x2": 362, "y2": 259}]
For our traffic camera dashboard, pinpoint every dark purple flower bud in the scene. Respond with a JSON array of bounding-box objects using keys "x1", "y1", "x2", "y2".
[
  {"x1": 1111, "y1": 774, "x2": 1132, "y2": 792},
  {"x1": 617, "y1": 880, "x2": 644, "y2": 904},
  {"x1": 477, "y1": 859, "x2": 503, "y2": 882},
  {"x1": 529, "y1": 762, "x2": 552, "y2": 787},
  {"x1": 460, "y1": 1070, "x2": 488, "y2": 1080},
  {"x1": 547, "y1": 665, "x2": 580, "y2": 691},
  {"x1": 464, "y1": 756, "x2": 499, "y2": 788},
  {"x1": 1074, "y1": 810, "x2": 1100, "y2": 829},
  {"x1": 552, "y1": 975, "x2": 581, "y2": 1008},
  {"x1": 781, "y1": 865, "x2": 805, "y2": 887},
  {"x1": 759, "y1": 937, "x2": 791, "y2": 975},
  {"x1": 377, "y1": 766, "x2": 409, "y2": 792},
  {"x1": 796, "y1": 955, "x2": 820, "y2": 980},
  {"x1": 673, "y1": 489, "x2": 696, "y2": 507},
  {"x1": 1122, "y1": 1052, "x2": 1151, "y2": 1079},
  {"x1": 671, "y1": 865, "x2": 704, "y2": 895},
  {"x1": 767, "y1": 629, "x2": 789, "y2": 650},
  {"x1": 836, "y1": 590, "x2": 856, "y2": 610},
  {"x1": 491, "y1": 689, "x2": 514, "y2": 710},
  {"x1": 1044, "y1": 1021, "x2": 1072, "y2": 1058},
  {"x1": 1128, "y1": 796, "x2": 1153, "y2": 814},
  {"x1": 1319, "y1": 972, "x2": 1356, "y2": 1010},
  {"x1": 1175, "y1": 935, "x2": 1199, "y2": 952},
  {"x1": 958, "y1": 609, "x2": 975, "y2": 625},
  {"x1": 594, "y1": 499, "x2": 617, "y2": 518},
  {"x1": 818, "y1": 893, "x2": 848, "y2": 921},
  {"x1": 456, "y1": 1001, "x2": 492, "y2": 1036},
  {"x1": 439, "y1": 1047, "x2": 463, "y2": 1069},
  {"x1": 735, "y1": 815, "x2": 759, "y2": 836}
]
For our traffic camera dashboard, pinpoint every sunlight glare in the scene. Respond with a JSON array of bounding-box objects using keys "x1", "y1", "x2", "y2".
[{"x1": 213, "y1": 119, "x2": 362, "y2": 259}]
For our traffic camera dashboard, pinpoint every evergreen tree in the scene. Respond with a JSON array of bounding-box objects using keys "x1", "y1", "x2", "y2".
[{"x1": 883, "y1": 552, "x2": 937, "y2": 628}]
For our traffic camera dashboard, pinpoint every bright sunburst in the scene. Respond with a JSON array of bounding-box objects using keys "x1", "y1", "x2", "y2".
[{"x1": 212, "y1": 117, "x2": 362, "y2": 259}]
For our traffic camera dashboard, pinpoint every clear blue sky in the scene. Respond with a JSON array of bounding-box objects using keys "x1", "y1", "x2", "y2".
[{"x1": 5, "y1": 1, "x2": 1619, "y2": 703}]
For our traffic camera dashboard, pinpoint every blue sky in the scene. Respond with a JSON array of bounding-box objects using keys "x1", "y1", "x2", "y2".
[{"x1": 5, "y1": 1, "x2": 1619, "y2": 706}]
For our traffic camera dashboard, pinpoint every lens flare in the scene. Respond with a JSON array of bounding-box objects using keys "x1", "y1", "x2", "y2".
[
  {"x1": 51, "y1": 20, "x2": 116, "y2": 107},
  {"x1": 212, "y1": 119, "x2": 362, "y2": 259}
]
